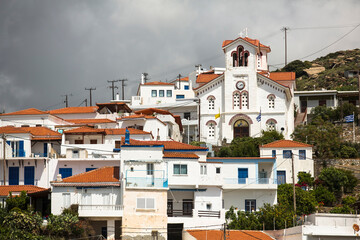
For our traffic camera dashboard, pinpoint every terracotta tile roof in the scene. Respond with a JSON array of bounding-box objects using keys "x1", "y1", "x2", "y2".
[
  {"x1": 0, "y1": 108, "x2": 48, "y2": 116},
  {"x1": 59, "y1": 166, "x2": 120, "y2": 183},
  {"x1": 122, "y1": 139, "x2": 208, "y2": 151},
  {"x1": 0, "y1": 185, "x2": 48, "y2": 196},
  {"x1": 104, "y1": 128, "x2": 151, "y2": 135},
  {"x1": 66, "y1": 119, "x2": 116, "y2": 124},
  {"x1": 260, "y1": 140, "x2": 313, "y2": 148},
  {"x1": 171, "y1": 77, "x2": 189, "y2": 82},
  {"x1": 0, "y1": 126, "x2": 29, "y2": 134},
  {"x1": 163, "y1": 152, "x2": 199, "y2": 159},
  {"x1": 187, "y1": 230, "x2": 274, "y2": 240},
  {"x1": 222, "y1": 36, "x2": 271, "y2": 51},
  {"x1": 96, "y1": 102, "x2": 132, "y2": 113},
  {"x1": 257, "y1": 72, "x2": 291, "y2": 89},
  {"x1": 269, "y1": 72, "x2": 296, "y2": 81},
  {"x1": 143, "y1": 81, "x2": 174, "y2": 86},
  {"x1": 196, "y1": 71, "x2": 222, "y2": 84},
  {"x1": 49, "y1": 106, "x2": 98, "y2": 115},
  {"x1": 21, "y1": 127, "x2": 62, "y2": 140},
  {"x1": 207, "y1": 157, "x2": 275, "y2": 160},
  {"x1": 64, "y1": 126, "x2": 105, "y2": 134},
  {"x1": 118, "y1": 114, "x2": 167, "y2": 126},
  {"x1": 134, "y1": 108, "x2": 173, "y2": 116}
]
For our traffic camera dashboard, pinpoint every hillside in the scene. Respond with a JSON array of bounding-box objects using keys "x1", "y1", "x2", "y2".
[{"x1": 279, "y1": 49, "x2": 360, "y2": 91}]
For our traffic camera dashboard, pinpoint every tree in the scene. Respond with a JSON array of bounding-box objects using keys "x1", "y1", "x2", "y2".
[
  {"x1": 6, "y1": 191, "x2": 29, "y2": 212},
  {"x1": 297, "y1": 172, "x2": 314, "y2": 188},
  {"x1": 292, "y1": 117, "x2": 342, "y2": 158},
  {"x1": 313, "y1": 185, "x2": 336, "y2": 206},
  {"x1": 281, "y1": 60, "x2": 312, "y2": 78}
]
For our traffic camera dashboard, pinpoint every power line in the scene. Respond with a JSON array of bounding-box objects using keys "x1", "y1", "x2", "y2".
[
  {"x1": 118, "y1": 79, "x2": 128, "y2": 100},
  {"x1": 85, "y1": 87, "x2": 96, "y2": 106},
  {"x1": 107, "y1": 80, "x2": 119, "y2": 100}
]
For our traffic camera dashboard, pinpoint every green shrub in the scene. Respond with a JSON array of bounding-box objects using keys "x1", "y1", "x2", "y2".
[{"x1": 313, "y1": 186, "x2": 336, "y2": 206}]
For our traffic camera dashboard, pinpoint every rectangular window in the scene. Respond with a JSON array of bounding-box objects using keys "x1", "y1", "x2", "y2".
[
  {"x1": 206, "y1": 203, "x2": 212, "y2": 210},
  {"x1": 102, "y1": 193, "x2": 110, "y2": 205},
  {"x1": 90, "y1": 139, "x2": 97, "y2": 144},
  {"x1": 216, "y1": 167, "x2": 221, "y2": 174},
  {"x1": 159, "y1": 90, "x2": 164, "y2": 97},
  {"x1": 63, "y1": 193, "x2": 71, "y2": 208},
  {"x1": 184, "y1": 85, "x2": 189, "y2": 90},
  {"x1": 184, "y1": 112, "x2": 191, "y2": 120},
  {"x1": 200, "y1": 165, "x2": 207, "y2": 175},
  {"x1": 176, "y1": 95, "x2": 185, "y2": 99},
  {"x1": 74, "y1": 140, "x2": 83, "y2": 144},
  {"x1": 147, "y1": 163, "x2": 154, "y2": 175},
  {"x1": 24, "y1": 166, "x2": 35, "y2": 185},
  {"x1": 115, "y1": 140, "x2": 121, "y2": 149},
  {"x1": 173, "y1": 164, "x2": 187, "y2": 175},
  {"x1": 283, "y1": 150, "x2": 292, "y2": 159},
  {"x1": 137, "y1": 198, "x2": 155, "y2": 209},
  {"x1": 167, "y1": 90, "x2": 172, "y2": 97},
  {"x1": 59, "y1": 168, "x2": 72, "y2": 178},
  {"x1": 81, "y1": 193, "x2": 92, "y2": 205},
  {"x1": 9, "y1": 167, "x2": 19, "y2": 185},
  {"x1": 151, "y1": 90, "x2": 157, "y2": 97},
  {"x1": 277, "y1": 171, "x2": 286, "y2": 185},
  {"x1": 245, "y1": 199, "x2": 256, "y2": 212},
  {"x1": 299, "y1": 150, "x2": 306, "y2": 160},
  {"x1": 72, "y1": 150, "x2": 79, "y2": 158},
  {"x1": 272, "y1": 150, "x2": 276, "y2": 158}
]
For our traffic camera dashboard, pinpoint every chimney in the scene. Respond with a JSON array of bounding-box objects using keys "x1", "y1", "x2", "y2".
[
  {"x1": 116, "y1": 93, "x2": 120, "y2": 101},
  {"x1": 56, "y1": 174, "x2": 62, "y2": 182},
  {"x1": 141, "y1": 73, "x2": 145, "y2": 84}
]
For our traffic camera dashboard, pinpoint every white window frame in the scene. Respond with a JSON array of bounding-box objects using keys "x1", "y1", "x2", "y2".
[
  {"x1": 200, "y1": 165, "x2": 207, "y2": 175},
  {"x1": 173, "y1": 164, "x2": 187, "y2": 175},
  {"x1": 233, "y1": 93, "x2": 240, "y2": 108},
  {"x1": 268, "y1": 96, "x2": 275, "y2": 109},
  {"x1": 208, "y1": 98, "x2": 215, "y2": 110},
  {"x1": 136, "y1": 197, "x2": 155, "y2": 209},
  {"x1": 208, "y1": 124, "x2": 215, "y2": 138},
  {"x1": 241, "y1": 92, "x2": 248, "y2": 108},
  {"x1": 62, "y1": 193, "x2": 71, "y2": 208}
]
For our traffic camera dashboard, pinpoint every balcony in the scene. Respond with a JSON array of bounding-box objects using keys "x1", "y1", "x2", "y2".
[
  {"x1": 126, "y1": 177, "x2": 168, "y2": 188},
  {"x1": 9, "y1": 150, "x2": 26, "y2": 158},
  {"x1": 167, "y1": 209, "x2": 221, "y2": 218},
  {"x1": 223, "y1": 178, "x2": 277, "y2": 189},
  {"x1": 78, "y1": 205, "x2": 123, "y2": 217}
]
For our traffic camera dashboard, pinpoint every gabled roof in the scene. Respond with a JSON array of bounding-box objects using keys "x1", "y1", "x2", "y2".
[
  {"x1": 187, "y1": 229, "x2": 274, "y2": 240},
  {"x1": 122, "y1": 139, "x2": 208, "y2": 151},
  {"x1": 143, "y1": 81, "x2": 174, "y2": 86},
  {"x1": 134, "y1": 108, "x2": 173, "y2": 116},
  {"x1": 64, "y1": 126, "x2": 151, "y2": 135},
  {"x1": 196, "y1": 71, "x2": 223, "y2": 84},
  {"x1": 0, "y1": 185, "x2": 48, "y2": 196},
  {"x1": 0, "y1": 126, "x2": 29, "y2": 134},
  {"x1": 104, "y1": 128, "x2": 151, "y2": 135},
  {"x1": 118, "y1": 114, "x2": 167, "y2": 126},
  {"x1": 163, "y1": 152, "x2": 199, "y2": 159},
  {"x1": 66, "y1": 119, "x2": 116, "y2": 124},
  {"x1": 49, "y1": 106, "x2": 98, "y2": 115},
  {"x1": 222, "y1": 36, "x2": 271, "y2": 51},
  {"x1": 21, "y1": 126, "x2": 62, "y2": 140},
  {"x1": 58, "y1": 166, "x2": 120, "y2": 183},
  {"x1": 260, "y1": 140, "x2": 313, "y2": 148},
  {"x1": 0, "y1": 108, "x2": 49, "y2": 116},
  {"x1": 64, "y1": 126, "x2": 105, "y2": 134},
  {"x1": 96, "y1": 102, "x2": 132, "y2": 113}
]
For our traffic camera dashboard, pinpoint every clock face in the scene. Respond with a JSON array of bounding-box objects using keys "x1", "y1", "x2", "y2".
[{"x1": 236, "y1": 81, "x2": 245, "y2": 90}]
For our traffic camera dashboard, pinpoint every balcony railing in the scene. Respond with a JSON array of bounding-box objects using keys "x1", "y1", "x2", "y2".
[
  {"x1": 223, "y1": 178, "x2": 277, "y2": 184},
  {"x1": 198, "y1": 210, "x2": 221, "y2": 218},
  {"x1": 167, "y1": 209, "x2": 193, "y2": 217},
  {"x1": 126, "y1": 177, "x2": 168, "y2": 188},
  {"x1": 167, "y1": 209, "x2": 221, "y2": 218},
  {"x1": 10, "y1": 150, "x2": 26, "y2": 158},
  {"x1": 79, "y1": 205, "x2": 123, "y2": 211}
]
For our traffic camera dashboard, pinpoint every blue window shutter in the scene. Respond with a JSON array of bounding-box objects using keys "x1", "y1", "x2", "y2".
[
  {"x1": 9, "y1": 167, "x2": 19, "y2": 185},
  {"x1": 59, "y1": 168, "x2": 72, "y2": 179},
  {"x1": 18, "y1": 141, "x2": 25, "y2": 157},
  {"x1": 24, "y1": 166, "x2": 35, "y2": 185},
  {"x1": 238, "y1": 168, "x2": 248, "y2": 184},
  {"x1": 272, "y1": 150, "x2": 276, "y2": 157},
  {"x1": 44, "y1": 143, "x2": 48, "y2": 157}
]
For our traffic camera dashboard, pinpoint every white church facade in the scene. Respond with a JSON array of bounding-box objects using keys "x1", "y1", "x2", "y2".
[{"x1": 195, "y1": 36, "x2": 296, "y2": 145}]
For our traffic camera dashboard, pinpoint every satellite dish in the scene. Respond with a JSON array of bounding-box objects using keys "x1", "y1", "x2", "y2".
[{"x1": 353, "y1": 224, "x2": 359, "y2": 232}]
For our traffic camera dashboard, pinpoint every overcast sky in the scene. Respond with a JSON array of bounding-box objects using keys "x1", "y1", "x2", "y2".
[{"x1": 0, "y1": 0, "x2": 359, "y2": 112}]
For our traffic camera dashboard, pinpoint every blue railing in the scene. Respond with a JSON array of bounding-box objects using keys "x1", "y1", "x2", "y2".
[
  {"x1": 223, "y1": 178, "x2": 277, "y2": 185},
  {"x1": 126, "y1": 177, "x2": 168, "y2": 188}
]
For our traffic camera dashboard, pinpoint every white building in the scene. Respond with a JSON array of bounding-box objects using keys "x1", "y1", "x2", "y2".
[
  {"x1": 196, "y1": 36, "x2": 295, "y2": 145},
  {"x1": 260, "y1": 139, "x2": 313, "y2": 184}
]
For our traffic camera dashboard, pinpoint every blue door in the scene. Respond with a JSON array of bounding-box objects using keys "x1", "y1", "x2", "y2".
[
  {"x1": 43, "y1": 143, "x2": 48, "y2": 157},
  {"x1": 59, "y1": 168, "x2": 72, "y2": 179},
  {"x1": 238, "y1": 168, "x2": 248, "y2": 184},
  {"x1": 18, "y1": 141, "x2": 25, "y2": 157},
  {"x1": 24, "y1": 166, "x2": 35, "y2": 185},
  {"x1": 277, "y1": 171, "x2": 286, "y2": 185},
  {"x1": 9, "y1": 167, "x2": 19, "y2": 185}
]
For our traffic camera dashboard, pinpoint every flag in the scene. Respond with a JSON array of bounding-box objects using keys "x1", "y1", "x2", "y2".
[
  {"x1": 215, "y1": 108, "x2": 220, "y2": 119},
  {"x1": 256, "y1": 110, "x2": 261, "y2": 122},
  {"x1": 344, "y1": 114, "x2": 354, "y2": 123}
]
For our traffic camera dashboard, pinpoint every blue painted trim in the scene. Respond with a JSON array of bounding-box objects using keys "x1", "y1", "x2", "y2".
[
  {"x1": 113, "y1": 148, "x2": 121, "y2": 152},
  {"x1": 169, "y1": 188, "x2": 207, "y2": 192},
  {"x1": 255, "y1": 162, "x2": 259, "y2": 183},
  {"x1": 164, "y1": 149, "x2": 208, "y2": 152}
]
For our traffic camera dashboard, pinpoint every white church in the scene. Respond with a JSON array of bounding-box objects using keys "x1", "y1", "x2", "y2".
[{"x1": 194, "y1": 36, "x2": 295, "y2": 145}]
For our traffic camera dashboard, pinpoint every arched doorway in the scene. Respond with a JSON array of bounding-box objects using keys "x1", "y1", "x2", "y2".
[{"x1": 233, "y1": 119, "x2": 249, "y2": 138}]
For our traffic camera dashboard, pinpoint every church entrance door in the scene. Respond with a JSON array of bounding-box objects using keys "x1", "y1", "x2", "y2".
[{"x1": 233, "y1": 119, "x2": 249, "y2": 139}]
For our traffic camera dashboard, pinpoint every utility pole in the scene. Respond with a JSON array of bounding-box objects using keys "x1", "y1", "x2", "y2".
[
  {"x1": 143, "y1": 73, "x2": 149, "y2": 83},
  {"x1": 108, "y1": 80, "x2": 119, "y2": 100},
  {"x1": 177, "y1": 74, "x2": 182, "y2": 90},
  {"x1": 197, "y1": 98, "x2": 201, "y2": 141},
  {"x1": 291, "y1": 151, "x2": 296, "y2": 226},
  {"x1": 281, "y1": 27, "x2": 289, "y2": 66},
  {"x1": 2, "y1": 133, "x2": 6, "y2": 185},
  {"x1": 118, "y1": 79, "x2": 128, "y2": 100},
  {"x1": 223, "y1": 223, "x2": 227, "y2": 240},
  {"x1": 85, "y1": 88, "x2": 96, "y2": 106},
  {"x1": 62, "y1": 94, "x2": 72, "y2": 108}
]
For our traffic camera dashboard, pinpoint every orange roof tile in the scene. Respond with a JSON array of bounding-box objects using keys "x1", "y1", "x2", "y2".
[
  {"x1": 196, "y1": 72, "x2": 222, "y2": 84},
  {"x1": 143, "y1": 81, "x2": 174, "y2": 86},
  {"x1": 64, "y1": 126, "x2": 151, "y2": 135},
  {"x1": 222, "y1": 36, "x2": 271, "y2": 50},
  {"x1": 104, "y1": 128, "x2": 151, "y2": 135},
  {"x1": 49, "y1": 106, "x2": 98, "y2": 115},
  {"x1": 60, "y1": 166, "x2": 120, "y2": 183},
  {"x1": 0, "y1": 126, "x2": 29, "y2": 134},
  {"x1": 122, "y1": 139, "x2": 208, "y2": 151},
  {"x1": 269, "y1": 72, "x2": 296, "y2": 81},
  {"x1": 134, "y1": 108, "x2": 174, "y2": 116},
  {"x1": 64, "y1": 126, "x2": 105, "y2": 134},
  {"x1": 171, "y1": 77, "x2": 189, "y2": 82},
  {"x1": 119, "y1": 114, "x2": 157, "y2": 120},
  {"x1": 187, "y1": 230, "x2": 274, "y2": 240},
  {"x1": 261, "y1": 140, "x2": 313, "y2": 148},
  {"x1": 66, "y1": 119, "x2": 116, "y2": 124},
  {"x1": 21, "y1": 126, "x2": 62, "y2": 140},
  {"x1": 96, "y1": 102, "x2": 132, "y2": 113},
  {"x1": 0, "y1": 185, "x2": 48, "y2": 196},
  {"x1": 257, "y1": 72, "x2": 291, "y2": 89},
  {"x1": 163, "y1": 152, "x2": 199, "y2": 159},
  {"x1": 0, "y1": 108, "x2": 48, "y2": 116}
]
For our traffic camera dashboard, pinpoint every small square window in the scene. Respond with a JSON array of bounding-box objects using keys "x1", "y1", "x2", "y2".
[
  {"x1": 216, "y1": 167, "x2": 221, "y2": 174},
  {"x1": 167, "y1": 90, "x2": 172, "y2": 97},
  {"x1": 299, "y1": 150, "x2": 306, "y2": 160},
  {"x1": 184, "y1": 85, "x2": 189, "y2": 90},
  {"x1": 272, "y1": 150, "x2": 276, "y2": 158},
  {"x1": 206, "y1": 203, "x2": 212, "y2": 210},
  {"x1": 151, "y1": 90, "x2": 157, "y2": 97},
  {"x1": 159, "y1": 90, "x2": 164, "y2": 97},
  {"x1": 90, "y1": 139, "x2": 97, "y2": 144},
  {"x1": 184, "y1": 112, "x2": 191, "y2": 120},
  {"x1": 283, "y1": 150, "x2": 292, "y2": 159}
]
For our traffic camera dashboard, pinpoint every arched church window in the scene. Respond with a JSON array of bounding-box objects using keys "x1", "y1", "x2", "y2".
[
  {"x1": 232, "y1": 52, "x2": 238, "y2": 67},
  {"x1": 268, "y1": 95, "x2": 275, "y2": 109},
  {"x1": 243, "y1": 51, "x2": 249, "y2": 67},
  {"x1": 241, "y1": 92, "x2": 248, "y2": 108},
  {"x1": 208, "y1": 98, "x2": 215, "y2": 110},
  {"x1": 233, "y1": 92, "x2": 240, "y2": 108},
  {"x1": 208, "y1": 123, "x2": 215, "y2": 138},
  {"x1": 266, "y1": 120, "x2": 276, "y2": 131}
]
